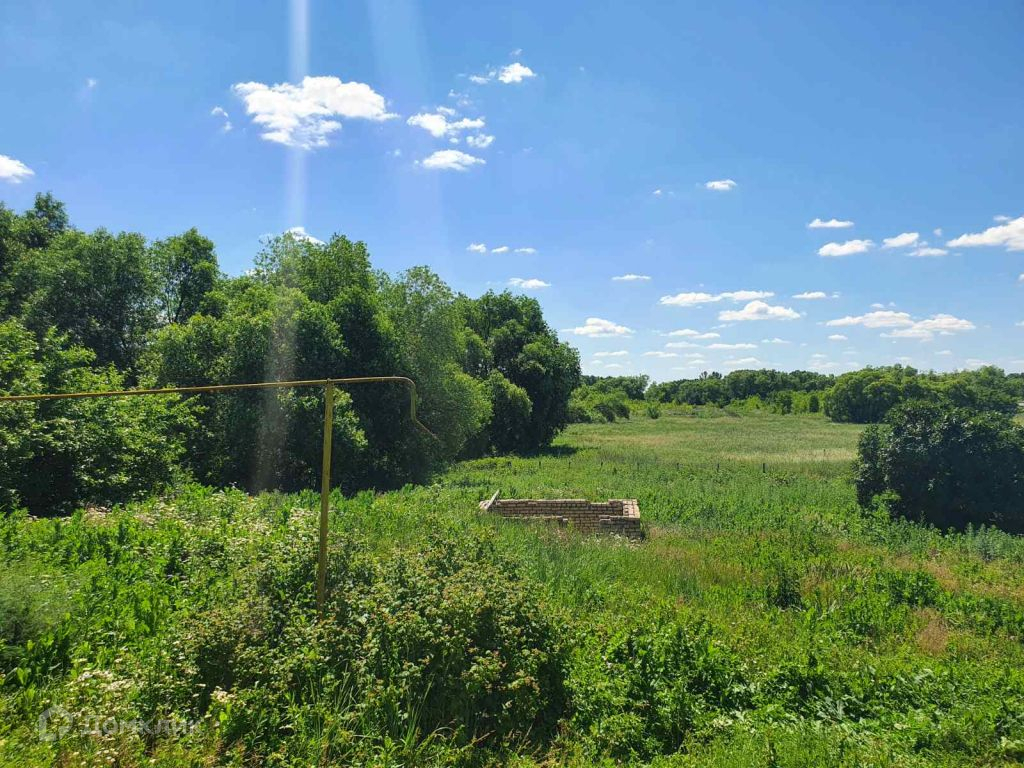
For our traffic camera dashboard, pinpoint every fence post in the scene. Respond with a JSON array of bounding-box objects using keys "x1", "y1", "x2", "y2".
[{"x1": 316, "y1": 380, "x2": 335, "y2": 613}]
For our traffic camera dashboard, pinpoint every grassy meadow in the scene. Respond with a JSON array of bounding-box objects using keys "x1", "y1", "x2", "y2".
[{"x1": 3, "y1": 409, "x2": 1024, "y2": 766}]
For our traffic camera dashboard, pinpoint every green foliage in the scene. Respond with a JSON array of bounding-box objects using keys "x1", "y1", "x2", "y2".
[
  {"x1": 3, "y1": 416, "x2": 1024, "y2": 765},
  {"x1": 649, "y1": 369, "x2": 834, "y2": 409},
  {"x1": 149, "y1": 228, "x2": 221, "y2": 325},
  {"x1": 855, "y1": 400, "x2": 1024, "y2": 532},
  {"x1": 827, "y1": 365, "x2": 1020, "y2": 423},
  {"x1": 460, "y1": 291, "x2": 581, "y2": 450},
  {"x1": 0, "y1": 319, "x2": 194, "y2": 514}
]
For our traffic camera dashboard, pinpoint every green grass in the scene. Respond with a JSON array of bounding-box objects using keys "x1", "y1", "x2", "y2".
[{"x1": 3, "y1": 410, "x2": 1024, "y2": 766}]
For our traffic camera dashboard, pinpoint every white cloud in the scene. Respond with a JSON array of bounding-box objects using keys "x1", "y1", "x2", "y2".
[
  {"x1": 603, "y1": 363, "x2": 625, "y2": 370},
  {"x1": 936, "y1": 350, "x2": 953, "y2": 355},
  {"x1": 706, "y1": 342, "x2": 757, "y2": 350},
  {"x1": 947, "y1": 216, "x2": 1024, "y2": 252},
  {"x1": 466, "y1": 134, "x2": 494, "y2": 149},
  {"x1": 964, "y1": 359, "x2": 988, "y2": 370},
  {"x1": 564, "y1": 317, "x2": 634, "y2": 337},
  {"x1": 652, "y1": 188, "x2": 663, "y2": 196},
  {"x1": 0, "y1": 155, "x2": 34, "y2": 183},
  {"x1": 469, "y1": 74, "x2": 491, "y2": 85},
  {"x1": 665, "y1": 341, "x2": 700, "y2": 349},
  {"x1": 723, "y1": 357, "x2": 761, "y2": 368},
  {"x1": 883, "y1": 314, "x2": 975, "y2": 341},
  {"x1": 828, "y1": 334, "x2": 847, "y2": 341},
  {"x1": 85, "y1": 77, "x2": 98, "y2": 89},
  {"x1": 808, "y1": 217, "x2": 853, "y2": 229},
  {"x1": 818, "y1": 239, "x2": 873, "y2": 257},
  {"x1": 594, "y1": 350, "x2": 629, "y2": 358},
  {"x1": 666, "y1": 329, "x2": 701, "y2": 337},
  {"x1": 232, "y1": 75, "x2": 396, "y2": 150},
  {"x1": 643, "y1": 351, "x2": 679, "y2": 358},
  {"x1": 514, "y1": 247, "x2": 536, "y2": 254},
  {"x1": 882, "y1": 232, "x2": 919, "y2": 249},
  {"x1": 498, "y1": 63, "x2": 536, "y2": 83},
  {"x1": 718, "y1": 301, "x2": 800, "y2": 322},
  {"x1": 613, "y1": 274, "x2": 651, "y2": 282},
  {"x1": 705, "y1": 179, "x2": 736, "y2": 191},
  {"x1": 761, "y1": 337, "x2": 791, "y2": 345},
  {"x1": 210, "y1": 105, "x2": 232, "y2": 132},
  {"x1": 491, "y1": 245, "x2": 509, "y2": 254},
  {"x1": 420, "y1": 149, "x2": 485, "y2": 171},
  {"x1": 830, "y1": 310, "x2": 974, "y2": 341},
  {"x1": 659, "y1": 290, "x2": 773, "y2": 307},
  {"x1": 284, "y1": 226, "x2": 324, "y2": 245},
  {"x1": 408, "y1": 112, "x2": 486, "y2": 139},
  {"x1": 792, "y1": 291, "x2": 829, "y2": 300},
  {"x1": 467, "y1": 243, "x2": 487, "y2": 253},
  {"x1": 508, "y1": 277, "x2": 550, "y2": 290},
  {"x1": 1019, "y1": 274, "x2": 1024, "y2": 283},
  {"x1": 933, "y1": 228, "x2": 943, "y2": 237},
  {"x1": 909, "y1": 246, "x2": 948, "y2": 257},
  {"x1": 827, "y1": 311, "x2": 913, "y2": 328}
]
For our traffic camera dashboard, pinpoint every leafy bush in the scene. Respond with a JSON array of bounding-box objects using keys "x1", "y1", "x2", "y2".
[
  {"x1": 855, "y1": 400, "x2": 1024, "y2": 532},
  {"x1": 827, "y1": 365, "x2": 1020, "y2": 423},
  {"x1": 0, "y1": 319, "x2": 194, "y2": 514}
]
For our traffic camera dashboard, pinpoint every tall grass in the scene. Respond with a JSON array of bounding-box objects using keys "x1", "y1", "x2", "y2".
[{"x1": 2, "y1": 411, "x2": 1024, "y2": 766}]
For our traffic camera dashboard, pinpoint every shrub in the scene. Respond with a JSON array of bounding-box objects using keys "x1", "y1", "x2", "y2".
[{"x1": 854, "y1": 400, "x2": 1024, "y2": 532}]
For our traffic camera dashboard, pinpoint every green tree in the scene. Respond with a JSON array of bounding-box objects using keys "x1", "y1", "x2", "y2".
[{"x1": 150, "y1": 228, "x2": 221, "y2": 325}]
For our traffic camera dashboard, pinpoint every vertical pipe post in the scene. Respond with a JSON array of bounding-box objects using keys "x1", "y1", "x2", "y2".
[{"x1": 316, "y1": 380, "x2": 335, "y2": 613}]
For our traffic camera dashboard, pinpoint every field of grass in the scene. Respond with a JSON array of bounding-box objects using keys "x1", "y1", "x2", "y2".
[{"x1": 3, "y1": 410, "x2": 1024, "y2": 766}]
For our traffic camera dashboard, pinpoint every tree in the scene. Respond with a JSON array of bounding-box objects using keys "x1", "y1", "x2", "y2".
[
  {"x1": 855, "y1": 400, "x2": 1024, "y2": 532},
  {"x1": 150, "y1": 228, "x2": 221, "y2": 325},
  {"x1": 12, "y1": 228, "x2": 158, "y2": 371}
]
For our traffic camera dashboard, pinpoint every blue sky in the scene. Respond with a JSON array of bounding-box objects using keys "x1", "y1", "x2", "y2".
[{"x1": 2, "y1": 0, "x2": 1022, "y2": 380}]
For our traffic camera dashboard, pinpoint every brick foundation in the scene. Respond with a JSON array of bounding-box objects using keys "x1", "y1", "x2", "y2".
[{"x1": 479, "y1": 492, "x2": 643, "y2": 540}]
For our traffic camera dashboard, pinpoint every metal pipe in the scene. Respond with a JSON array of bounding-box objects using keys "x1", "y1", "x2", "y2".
[{"x1": 0, "y1": 375, "x2": 435, "y2": 614}]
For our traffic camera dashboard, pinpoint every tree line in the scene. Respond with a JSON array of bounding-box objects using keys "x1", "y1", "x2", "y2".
[
  {"x1": 641, "y1": 365, "x2": 1022, "y2": 422},
  {"x1": 0, "y1": 194, "x2": 580, "y2": 513}
]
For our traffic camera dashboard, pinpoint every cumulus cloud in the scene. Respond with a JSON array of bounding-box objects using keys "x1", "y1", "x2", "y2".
[
  {"x1": 828, "y1": 310, "x2": 975, "y2": 341},
  {"x1": 909, "y1": 246, "x2": 948, "y2": 257},
  {"x1": 761, "y1": 338, "x2": 791, "y2": 344},
  {"x1": 491, "y1": 245, "x2": 509, "y2": 253},
  {"x1": 232, "y1": 75, "x2": 396, "y2": 150},
  {"x1": 828, "y1": 334, "x2": 847, "y2": 341},
  {"x1": 947, "y1": 216, "x2": 1024, "y2": 252},
  {"x1": 881, "y1": 314, "x2": 976, "y2": 341},
  {"x1": 0, "y1": 155, "x2": 34, "y2": 183},
  {"x1": 826, "y1": 311, "x2": 913, "y2": 328},
  {"x1": 808, "y1": 218, "x2": 854, "y2": 229},
  {"x1": 514, "y1": 247, "x2": 537, "y2": 254},
  {"x1": 792, "y1": 291, "x2": 830, "y2": 300},
  {"x1": 652, "y1": 189, "x2": 663, "y2": 196},
  {"x1": 706, "y1": 342, "x2": 757, "y2": 350},
  {"x1": 718, "y1": 301, "x2": 800, "y2": 322},
  {"x1": 408, "y1": 112, "x2": 486, "y2": 139},
  {"x1": 466, "y1": 134, "x2": 494, "y2": 149},
  {"x1": 818, "y1": 239, "x2": 873, "y2": 257},
  {"x1": 284, "y1": 226, "x2": 324, "y2": 245},
  {"x1": 723, "y1": 357, "x2": 761, "y2": 368},
  {"x1": 498, "y1": 63, "x2": 536, "y2": 83},
  {"x1": 882, "y1": 232, "x2": 919, "y2": 249},
  {"x1": 665, "y1": 341, "x2": 701, "y2": 349},
  {"x1": 210, "y1": 106, "x2": 233, "y2": 132},
  {"x1": 643, "y1": 351, "x2": 679, "y2": 358},
  {"x1": 613, "y1": 274, "x2": 651, "y2": 282},
  {"x1": 564, "y1": 317, "x2": 633, "y2": 337},
  {"x1": 659, "y1": 290, "x2": 773, "y2": 307},
  {"x1": 508, "y1": 277, "x2": 550, "y2": 290},
  {"x1": 466, "y1": 243, "x2": 487, "y2": 253},
  {"x1": 420, "y1": 149, "x2": 485, "y2": 171},
  {"x1": 594, "y1": 350, "x2": 629, "y2": 357},
  {"x1": 705, "y1": 179, "x2": 736, "y2": 191}
]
